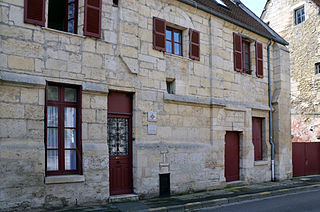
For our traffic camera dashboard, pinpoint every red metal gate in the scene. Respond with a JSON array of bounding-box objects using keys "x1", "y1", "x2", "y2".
[
  {"x1": 292, "y1": 142, "x2": 320, "y2": 177},
  {"x1": 108, "y1": 92, "x2": 133, "y2": 195},
  {"x1": 225, "y1": 132, "x2": 240, "y2": 182}
]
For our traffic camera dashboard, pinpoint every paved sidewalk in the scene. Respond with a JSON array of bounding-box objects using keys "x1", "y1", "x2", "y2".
[{"x1": 51, "y1": 175, "x2": 320, "y2": 212}]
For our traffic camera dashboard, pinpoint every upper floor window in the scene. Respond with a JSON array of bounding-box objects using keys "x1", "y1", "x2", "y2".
[
  {"x1": 24, "y1": 0, "x2": 102, "y2": 38},
  {"x1": 45, "y1": 83, "x2": 82, "y2": 175},
  {"x1": 153, "y1": 17, "x2": 200, "y2": 61},
  {"x1": 166, "y1": 27, "x2": 182, "y2": 56},
  {"x1": 113, "y1": 0, "x2": 119, "y2": 7},
  {"x1": 48, "y1": 0, "x2": 78, "y2": 34},
  {"x1": 316, "y1": 63, "x2": 320, "y2": 74},
  {"x1": 233, "y1": 33, "x2": 263, "y2": 78},
  {"x1": 295, "y1": 7, "x2": 305, "y2": 25},
  {"x1": 243, "y1": 40, "x2": 251, "y2": 74}
]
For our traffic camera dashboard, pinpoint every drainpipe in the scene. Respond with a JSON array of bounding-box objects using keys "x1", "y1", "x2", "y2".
[{"x1": 267, "y1": 39, "x2": 275, "y2": 182}]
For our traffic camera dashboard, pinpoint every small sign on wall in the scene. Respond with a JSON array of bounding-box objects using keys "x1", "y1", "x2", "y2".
[
  {"x1": 148, "y1": 124, "x2": 157, "y2": 135},
  {"x1": 148, "y1": 112, "x2": 157, "y2": 122}
]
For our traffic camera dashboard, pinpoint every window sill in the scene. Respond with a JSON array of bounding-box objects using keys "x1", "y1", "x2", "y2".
[
  {"x1": 254, "y1": 160, "x2": 269, "y2": 166},
  {"x1": 42, "y1": 27, "x2": 85, "y2": 38},
  {"x1": 164, "y1": 52, "x2": 192, "y2": 61},
  {"x1": 45, "y1": 175, "x2": 85, "y2": 184}
]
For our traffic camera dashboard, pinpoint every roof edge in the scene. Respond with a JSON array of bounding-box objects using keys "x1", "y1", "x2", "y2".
[
  {"x1": 177, "y1": 0, "x2": 289, "y2": 45},
  {"x1": 239, "y1": 2, "x2": 288, "y2": 45}
]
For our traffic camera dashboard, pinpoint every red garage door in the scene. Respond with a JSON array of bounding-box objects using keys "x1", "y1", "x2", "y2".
[{"x1": 293, "y1": 142, "x2": 320, "y2": 177}]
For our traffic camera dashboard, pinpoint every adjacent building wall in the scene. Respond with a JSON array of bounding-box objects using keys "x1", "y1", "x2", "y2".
[
  {"x1": 262, "y1": 0, "x2": 320, "y2": 143},
  {"x1": 0, "y1": 0, "x2": 291, "y2": 210}
]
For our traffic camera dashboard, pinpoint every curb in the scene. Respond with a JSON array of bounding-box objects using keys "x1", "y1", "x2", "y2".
[{"x1": 141, "y1": 184, "x2": 320, "y2": 212}]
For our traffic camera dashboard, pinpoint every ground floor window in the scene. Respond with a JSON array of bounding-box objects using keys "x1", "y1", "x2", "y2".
[
  {"x1": 45, "y1": 82, "x2": 82, "y2": 175},
  {"x1": 252, "y1": 117, "x2": 264, "y2": 161}
]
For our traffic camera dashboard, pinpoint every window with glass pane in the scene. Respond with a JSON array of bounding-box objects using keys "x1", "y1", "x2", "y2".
[
  {"x1": 46, "y1": 84, "x2": 81, "y2": 175},
  {"x1": 48, "y1": 0, "x2": 78, "y2": 34},
  {"x1": 316, "y1": 63, "x2": 320, "y2": 75},
  {"x1": 166, "y1": 27, "x2": 182, "y2": 56},
  {"x1": 295, "y1": 7, "x2": 305, "y2": 25},
  {"x1": 242, "y1": 40, "x2": 251, "y2": 74}
]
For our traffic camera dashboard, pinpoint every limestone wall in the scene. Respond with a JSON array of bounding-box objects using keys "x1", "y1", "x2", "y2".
[
  {"x1": 262, "y1": 0, "x2": 320, "y2": 143},
  {"x1": 0, "y1": 0, "x2": 291, "y2": 210}
]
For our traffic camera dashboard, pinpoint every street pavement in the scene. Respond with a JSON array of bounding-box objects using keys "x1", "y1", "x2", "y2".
[
  {"x1": 50, "y1": 175, "x2": 320, "y2": 212},
  {"x1": 197, "y1": 189, "x2": 320, "y2": 212}
]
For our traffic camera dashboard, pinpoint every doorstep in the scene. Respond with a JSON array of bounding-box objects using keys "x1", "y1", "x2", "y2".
[
  {"x1": 108, "y1": 194, "x2": 139, "y2": 203},
  {"x1": 226, "y1": 180, "x2": 245, "y2": 188}
]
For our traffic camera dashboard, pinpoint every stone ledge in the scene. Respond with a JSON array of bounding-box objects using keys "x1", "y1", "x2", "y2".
[
  {"x1": 164, "y1": 93, "x2": 269, "y2": 111},
  {"x1": 254, "y1": 160, "x2": 269, "y2": 166},
  {"x1": 0, "y1": 71, "x2": 46, "y2": 86},
  {"x1": 45, "y1": 175, "x2": 85, "y2": 184},
  {"x1": 82, "y1": 81, "x2": 108, "y2": 94}
]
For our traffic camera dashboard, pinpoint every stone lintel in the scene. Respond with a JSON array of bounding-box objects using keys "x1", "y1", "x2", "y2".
[
  {"x1": 45, "y1": 175, "x2": 85, "y2": 184},
  {"x1": 82, "y1": 82, "x2": 108, "y2": 94},
  {"x1": 0, "y1": 71, "x2": 46, "y2": 87}
]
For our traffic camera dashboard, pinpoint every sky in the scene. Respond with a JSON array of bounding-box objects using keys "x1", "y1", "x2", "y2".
[{"x1": 240, "y1": 0, "x2": 267, "y2": 17}]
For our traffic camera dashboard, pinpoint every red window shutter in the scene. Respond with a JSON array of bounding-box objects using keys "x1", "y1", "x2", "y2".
[
  {"x1": 252, "y1": 117, "x2": 263, "y2": 161},
  {"x1": 153, "y1": 17, "x2": 166, "y2": 51},
  {"x1": 189, "y1": 29, "x2": 200, "y2": 61},
  {"x1": 24, "y1": 0, "x2": 46, "y2": 26},
  {"x1": 233, "y1": 32, "x2": 243, "y2": 72},
  {"x1": 84, "y1": 0, "x2": 102, "y2": 38},
  {"x1": 256, "y1": 41, "x2": 264, "y2": 78}
]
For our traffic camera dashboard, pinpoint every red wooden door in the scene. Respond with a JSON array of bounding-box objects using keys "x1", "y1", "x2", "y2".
[
  {"x1": 305, "y1": 143, "x2": 320, "y2": 175},
  {"x1": 252, "y1": 118, "x2": 263, "y2": 161},
  {"x1": 108, "y1": 92, "x2": 133, "y2": 195},
  {"x1": 292, "y1": 142, "x2": 305, "y2": 177},
  {"x1": 225, "y1": 132, "x2": 240, "y2": 182}
]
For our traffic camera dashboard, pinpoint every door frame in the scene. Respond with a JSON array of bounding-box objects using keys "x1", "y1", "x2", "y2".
[
  {"x1": 108, "y1": 91, "x2": 133, "y2": 195},
  {"x1": 225, "y1": 131, "x2": 241, "y2": 182}
]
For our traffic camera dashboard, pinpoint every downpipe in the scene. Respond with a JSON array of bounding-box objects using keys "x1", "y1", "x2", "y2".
[{"x1": 267, "y1": 39, "x2": 275, "y2": 182}]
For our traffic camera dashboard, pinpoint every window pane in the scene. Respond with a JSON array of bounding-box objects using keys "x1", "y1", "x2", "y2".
[
  {"x1": 64, "y1": 88, "x2": 77, "y2": 102},
  {"x1": 65, "y1": 129, "x2": 76, "y2": 148},
  {"x1": 245, "y1": 63, "x2": 250, "y2": 72},
  {"x1": 68, "y1": 20, "x2": 74, "y2": 33},
  {"x1": 65, "y1": 150, "x2": 77, "y2": 170},
  {"x1": 174, "y1": 43, "x2": 181, "y2": 55},
  {"x1": 47, "y1": 150, "x2": 58, "y2": 171},
  {"x1": 68, "y1": 3, "x2": 75, "y2": 19},
  {"x1": 245, "y1": 53, "x2": 249, "y2": 63},
  {"x1": 64, "y1": 107, "x2": 76, "y2": 128},
  {"x1": 48, "y1": 86, "x2": 59, "y2": 101},
  {"x1": 166, "y1": 29, "x2": 172, "y2": 40},
  {"x1": 47, "y1": 128, "x2": 58, "y2": 148},
  {"x1": 174, "y1": 31, "x2": 180, "y2": 42},
  {"x1": 47, "y1": 106, "x2": 58, "y2": 127},
  {"x1": 68, "y1": 0, "x2": 75, "y2": 3},
  {"x1": 166, "y1": 41, "x2": 172, "y2": 53}
]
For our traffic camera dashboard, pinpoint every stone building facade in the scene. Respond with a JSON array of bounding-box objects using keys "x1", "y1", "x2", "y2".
[
  {"x1": 262, "y1": 0, "x2": 320, "y2": 143},
  {"x1": 1, "y1": 0, "x2": 291, "y2": 210}
]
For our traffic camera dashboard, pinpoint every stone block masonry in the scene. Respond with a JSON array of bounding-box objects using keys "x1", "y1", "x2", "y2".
[{"x1": 0, "y1": 0, "x2": 291, "y2": 210}]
